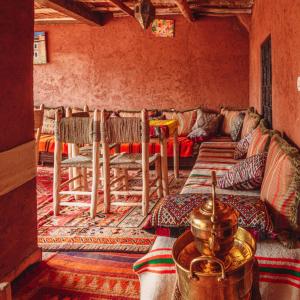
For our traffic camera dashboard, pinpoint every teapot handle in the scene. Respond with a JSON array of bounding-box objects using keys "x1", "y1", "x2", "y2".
[{"x1": 189, "y1": 256, "x2": 226, "y2": 282}]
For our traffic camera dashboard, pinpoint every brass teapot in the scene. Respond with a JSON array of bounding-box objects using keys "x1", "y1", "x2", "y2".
[
  {"x1": 189, "y1": 171, "x2": 238, "y2": 261},
  {"x1": 172, "y1": 171, "x2": 256, "y2": 300}
]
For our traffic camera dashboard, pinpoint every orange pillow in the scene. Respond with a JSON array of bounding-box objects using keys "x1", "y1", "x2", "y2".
[
  {"x1": 241, "y1": 111, "x2": 261, "y2": 139},
  {"x1": 260, "y1": 135, "x2": 300, "y2": 233}
]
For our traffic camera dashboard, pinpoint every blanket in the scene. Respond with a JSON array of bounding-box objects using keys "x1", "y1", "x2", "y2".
[{"x1": 133, "y1": 237, "x2": 300, "y2": 300}]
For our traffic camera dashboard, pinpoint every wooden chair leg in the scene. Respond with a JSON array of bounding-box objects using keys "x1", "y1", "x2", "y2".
[
  {"x1": 81, "y1": 167, "x2": 88, "y2": 191},
  {"x1": 68, "y1": 143, "x2": 74, "y2": 191},
  {"x1": 142, "y1": 150, "x2": 150, "y2": 217},
  {"x1": 53, "y1": 143, "x2": 62, "y2": 216},
  {"x1": 113, "y1": 168, "x2": 120, "y2": 200},
  {"x1": 103, "y1": 144, "x2": 111, "y2": 214},
  {"x1": 155, "y1": 157, "x2": 163, "y2": 199}
]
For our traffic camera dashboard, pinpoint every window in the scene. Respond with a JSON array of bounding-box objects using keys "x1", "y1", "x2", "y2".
[{"x1": 261, "y1": 35, "x2": 272, "y2": 128}]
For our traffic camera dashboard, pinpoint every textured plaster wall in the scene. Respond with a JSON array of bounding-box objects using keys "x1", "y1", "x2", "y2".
[
  {"x1": 34, "y1": 16, "x2": 249, "y2": 111},
  {"x1": 0, "y1": 1, "x2": 37, "y2": 279},
  {"x1": 250, "y1": 0, "x2": 300, "y2": 146}
]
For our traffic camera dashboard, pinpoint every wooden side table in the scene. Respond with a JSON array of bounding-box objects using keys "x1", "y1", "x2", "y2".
[{"x1": 150, "y1": 119, "x2": 179, "y2": 196}]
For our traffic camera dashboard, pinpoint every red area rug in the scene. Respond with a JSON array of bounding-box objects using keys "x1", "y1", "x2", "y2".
[
  {"x1": 13, "y1": 252, "x2": 142, "y2": 299},
  {"x1": 37, "y1": 167, "x2": 188, "y2": 252}
]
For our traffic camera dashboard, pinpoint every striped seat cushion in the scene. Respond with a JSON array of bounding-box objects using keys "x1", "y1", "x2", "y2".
[
  {"x1": 261, "y1": 135, "x2": 300, "y2": 232},
  {"x1": 241, "y1": 111, "x2": 261, "y2": 139},
  {"x1": 133, "y1": 237, "x2": 177, "y2": 300}
]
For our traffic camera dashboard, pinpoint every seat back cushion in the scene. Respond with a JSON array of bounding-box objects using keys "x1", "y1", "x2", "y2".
[
  {"x1": 172, "y1": 109, "x2": 197, "y2": 136},
  {"x1": 241, "y1": 111, "x2": 261, "y2": 139},
  {"x1": 220, "y1": 108, "x2": 246, "y2": 136},
  {"x1": 260, "y1": 135, "x2": 300, "y2": 232},
  {"x1": 217, "y1": 152, "x2": 268, "y2": 190},
  {"x1": 247, "y1": 120, "x2": 277, "y2": 158}
]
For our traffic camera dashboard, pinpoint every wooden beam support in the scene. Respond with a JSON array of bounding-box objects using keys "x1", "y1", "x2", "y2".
[
  {"x1": 108, "y1": 0, "x2": 134, "y2": 17},
  {"x1": 236, "y1": 14, "x2": 251, "y2": 31},
  {"x1": 174, "y1": 0, "x2": 194, "y2": 22},
  {"x1": 35, "y1": 0, "x2": 105, "y2": 26}
]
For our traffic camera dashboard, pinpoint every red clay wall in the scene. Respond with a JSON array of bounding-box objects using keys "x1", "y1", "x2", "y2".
[
  {"x1": 250, "y1": 0, "x2": 300, "y2": 146},
  {"x1": 0, "y1": 2, "x2": 37, "y2": 279},
  {"x1": 34, "y1": 16, "x2": 249, "y2": 111}
]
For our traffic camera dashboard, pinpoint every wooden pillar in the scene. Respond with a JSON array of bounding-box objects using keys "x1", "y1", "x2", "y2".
[{"x1": 0, "y1": 1, "x2": 41, "y2": 282}]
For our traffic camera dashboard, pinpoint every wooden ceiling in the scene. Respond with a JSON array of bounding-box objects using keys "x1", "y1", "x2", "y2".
[{"x1": 34, "y1": 0, "x2": 254, "y2": 26}]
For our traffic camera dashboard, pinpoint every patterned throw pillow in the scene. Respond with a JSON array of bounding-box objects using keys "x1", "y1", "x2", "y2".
[
  {"x1": 187, "y1": 114, "x2": 222, "y2": 142},
  {"x1": 230, "y1": 112, "x2": 245, "y2": 141},
  {"x1": 261, "y1": 135, "x2": 300, "y2": 233},
  {"x1": 234, "y1": 131, "x2": 254, "y2": 159},
  {"x1": 173, "y1": 110, "x2": 197, "y2": 136},
  {"x1": 148, "y1": 193, "x2": 273, "y2": 236},
  {"x1": 241, "y1": 111, "x2": 261, "y2": 139},
  {"x1": 220, "y1": 108, "x2": 246, "y2": 136},
  {"x1": 192, "y1": 109, "x2": 217, "y2": 131},
  {"x1": 217, "y1": 152, "x2": 268, "y2": 190}
]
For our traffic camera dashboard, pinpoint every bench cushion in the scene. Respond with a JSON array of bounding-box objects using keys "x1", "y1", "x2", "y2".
[
  {"x1": 261, "y1": 135, "x2": 300, "y2": 233},
  {"x1": 148, "y1": 193, "x2": 273, "y2": 238}
]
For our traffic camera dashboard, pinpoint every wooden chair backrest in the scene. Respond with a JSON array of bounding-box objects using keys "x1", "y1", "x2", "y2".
[
  {"x1": 100, "y1": 109, "x2": 149, "y2": 144},
  {"x1": 55, "y1": 107, "x2": 100, "y2": 145},
  {"x1": 34, "y1": 104, "x2": 44, "y2": 132}
]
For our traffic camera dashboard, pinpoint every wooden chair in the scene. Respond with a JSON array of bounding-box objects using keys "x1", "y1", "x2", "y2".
[
  {"x1": 33, "y1": 104, "x2": 44, "y2": 164},
  {"x1": 53, "y1": 109, "x2": 100, "y2": 218},
  {"x1": 101, "y1": 109, "x2": 163, "y2": 216}
]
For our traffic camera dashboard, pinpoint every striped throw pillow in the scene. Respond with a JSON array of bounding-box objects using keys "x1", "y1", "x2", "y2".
[
  {"x1": 241, "y1": 111, "x2": 261, "y2": 139},
  {"x1": 220, "y1": 108, "x2": 245, "y2": 135},
  {"x1": 173, "y1": 110, "x2": 197, "y2": 136},
  {"x1": 261, "y1": 135, "x2": 300, "y2": 232}
]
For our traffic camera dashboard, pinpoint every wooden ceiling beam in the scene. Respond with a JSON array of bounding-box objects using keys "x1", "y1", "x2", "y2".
[
  {"x1": 105, "y1": 0, "x2": 134, "y2": 17},
  {"x1": 35, "y1": 0, "x2": 106, "y2": 26},
  {"x1": 174, "y1": 0, "x2": 195, "y2": 22}
]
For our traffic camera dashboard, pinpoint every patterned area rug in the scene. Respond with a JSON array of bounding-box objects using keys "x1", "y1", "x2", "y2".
[
  {"x1": 13, "y1": 251, "x2": 143, "y2": 299},
  {"x1": 37, "y1": 167, "x2": 189, "y2": 252}
]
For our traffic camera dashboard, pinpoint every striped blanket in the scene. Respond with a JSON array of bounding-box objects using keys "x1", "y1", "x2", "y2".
[
  {"x1": 181, "y1": 137, "x2": 260, "y2": 197},
  {"x1": 133, "y1": 237, "x2": 300, "y2": 300}
]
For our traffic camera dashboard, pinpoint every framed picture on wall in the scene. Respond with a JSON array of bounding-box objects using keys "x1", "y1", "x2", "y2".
[
  {"x1": 151, "y1": 19, "x2": 175, "y2": 38},
  {"x1": 33, "y1": 32, "x2": 47, "y2": 64}
]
